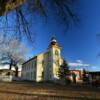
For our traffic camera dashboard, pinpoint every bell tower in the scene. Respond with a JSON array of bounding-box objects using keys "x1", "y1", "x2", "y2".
[{"x1": 48, "y1": 37, "x2": 61, "y2": 81}]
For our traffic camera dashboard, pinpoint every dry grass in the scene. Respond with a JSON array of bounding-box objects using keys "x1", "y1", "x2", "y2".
[{"x1": 0, "y1": 81, "x2": 100, "y2": 100}]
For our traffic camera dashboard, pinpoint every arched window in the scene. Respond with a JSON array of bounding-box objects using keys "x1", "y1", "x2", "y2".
[{"x1": 55, "y1": 50, "x2": 59, "y2": 56}]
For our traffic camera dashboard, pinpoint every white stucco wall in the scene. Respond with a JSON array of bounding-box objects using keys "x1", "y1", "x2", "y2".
[
  {"x1": 36, "y1": 54, "x2": 44, "y2": 82},
  {"x1": 21, "y1": 38, "x2": 63, "y2": 82},
  {"x1": 22, "y1": 58, "x2": 37, "y2": 81}
]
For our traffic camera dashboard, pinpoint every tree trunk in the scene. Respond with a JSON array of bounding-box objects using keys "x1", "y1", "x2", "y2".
[
  {"x1": 9, "y1": 63, "x2": 12, "y2": 70},
  {"x1": 8, "y1": 63, "x2": 12, "y2": 75},
  {"x1": 15, "y1": 66, "x2": 18, "y2": 77},
  {"x1": 0, "y1": 0, "x2": 25, "y2": 16},
  {"x1": 0, "y1": 1, "x2": 7, "y2": 15},
  {"x1": 8, "y1": 60, "x2": 13, "y2": 75}
]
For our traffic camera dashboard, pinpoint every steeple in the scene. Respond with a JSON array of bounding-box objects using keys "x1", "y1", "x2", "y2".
[
  {"x1": 51, "y1": 36, "x2": 57, "y2": 45},
  {"x1": 48, "y1": 37, "x2": 60, "y2": 49}
]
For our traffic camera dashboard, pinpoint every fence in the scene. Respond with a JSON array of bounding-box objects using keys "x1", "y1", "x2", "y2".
[{"x1": 0, "y1": 75, "x2": 13, "y2": 82}]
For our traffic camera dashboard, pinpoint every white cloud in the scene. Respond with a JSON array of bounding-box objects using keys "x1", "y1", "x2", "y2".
[
  {"x1": 68, "y1": 63, "x2": 90, "y2": 67},
  {"x1": 68, "y1": 60, "x2": 90, "y2": 67},
  {"x1": 0, "y1": 65, "x2": 22, "y2": 71},
  {"x1": 76, "y1": 60, "x2": 83, "y2": 64}
]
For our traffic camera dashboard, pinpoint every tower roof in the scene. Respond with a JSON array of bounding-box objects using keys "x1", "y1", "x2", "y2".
[
  {"x1": 51, "y1": 36, "x2": 57, "y2": 43},
  {"x1": 48, "y1": 37, "x2": 60, "y2": 49}
]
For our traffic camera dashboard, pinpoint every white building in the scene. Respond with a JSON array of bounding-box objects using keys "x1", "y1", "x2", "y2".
[{"x1": 21, "y1": 37, "x2": 64, "y2": 82}]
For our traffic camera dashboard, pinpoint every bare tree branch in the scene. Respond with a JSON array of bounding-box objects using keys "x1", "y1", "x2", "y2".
[
  {"x1": 0, "y1": 0, "x2": 79, "y2": 42},
  {"x1": 0, "y1": 34, "x2": 28, "y2": 71}
]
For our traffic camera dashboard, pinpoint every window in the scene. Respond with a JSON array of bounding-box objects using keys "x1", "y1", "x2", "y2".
[
  {"x1": 42, "y1": 71, "x2": 44, "y2": 79},
  {"x1": 34, "y1": 71, "x2": 36, "y2": 79},
  {"x1": 55, "y1": 50, "x2": 59, "y2": 56},
  {"x1": 31, "y1": 72, "x2": 33, "y2": 79},
  {"x1": 42, "y1": 60, "x2": 44, "y2": 65},
  {"x1": 32, "y1": 62, "x2": 34, "y2": 69},
  {"x1": 34, "y1": 61, "x2": 36, "y2": 67}
]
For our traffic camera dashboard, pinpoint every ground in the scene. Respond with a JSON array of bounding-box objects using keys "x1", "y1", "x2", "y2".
[{"x1": 0, "y1": 81, "x2": 100, "y2": 100}]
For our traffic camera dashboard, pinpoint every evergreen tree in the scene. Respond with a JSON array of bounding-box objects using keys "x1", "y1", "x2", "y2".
[
  {"x1": 82, "y1": 68, "x2": 89, "y2": 83},
  {"x1": 58, "y1": 60, "x2": 70, "y2": 84}
]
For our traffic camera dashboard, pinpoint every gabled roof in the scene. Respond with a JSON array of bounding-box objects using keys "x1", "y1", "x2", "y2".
[{"x1": 22, "y1": 56, "x2": 37, "y2": 65}]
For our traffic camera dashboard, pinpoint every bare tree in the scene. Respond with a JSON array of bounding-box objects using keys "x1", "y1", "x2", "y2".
[
  {"x1": 0, "y1": 34, "x2": 27, "y2": 77},
  {"x1": 0, "y1": 0, "x2": 79, "y2": 41}
]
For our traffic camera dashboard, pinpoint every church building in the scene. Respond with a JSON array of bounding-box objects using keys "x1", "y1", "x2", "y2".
[{"x1": 21, "y1": 37, "x2": 64, "y2": 82}]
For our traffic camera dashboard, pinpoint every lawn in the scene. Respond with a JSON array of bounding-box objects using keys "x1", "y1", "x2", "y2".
[{"x1": 0, "y1": 81, "x2": 100, "y2": 100}]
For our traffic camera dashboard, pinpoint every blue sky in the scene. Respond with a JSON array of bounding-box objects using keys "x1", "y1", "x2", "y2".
[
  {"x1": 25, "y1": 0, "x2": 100, "y2": 71},
  {"x1": 0, "y1": 0, "x2": 100, "y2": 72}
]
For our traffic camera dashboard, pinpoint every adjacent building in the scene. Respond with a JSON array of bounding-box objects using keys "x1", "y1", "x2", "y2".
[
  {"x1": 70, "y1": 70, "x2": 83, "y2": 83},
  {"x1": 21, "y1": 37, "x2": 64, "y2": 82},
  {"x1": 89, "y1": 71, "x2": 100, "y2": 81}
]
